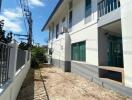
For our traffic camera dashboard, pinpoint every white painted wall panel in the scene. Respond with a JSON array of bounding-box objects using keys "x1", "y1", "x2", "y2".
[
  {"x1": 71, "y1": 0, "x2": 98, "y2": 34},
  {"x1": 71, "y1": 23, "x2": 98, "y2": 65},
  {"x1": 51, "y1": 35, "x2": 65, "y2": 61},
  {"x1": 120, "y1": 0, "x2": 132, "y2": 88}
]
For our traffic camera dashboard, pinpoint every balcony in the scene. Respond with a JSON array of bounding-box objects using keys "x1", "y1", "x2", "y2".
[
  {"x1": 98, "y1": 0, "x2": 121, "y2": 27},
  {"x1": 98, "y1": 0, "x2": 120, "y2": 18}
]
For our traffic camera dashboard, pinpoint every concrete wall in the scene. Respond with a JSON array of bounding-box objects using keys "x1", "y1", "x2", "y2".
[
  {"x1": 0, "y1": 44, "x2": 31, "y2": 100},
  {"x1": 49, "y1": 32, "x2": 71, "y2": 72},
  {"x1": 52, "y1": 58, "x2": 71, "y2": 72},
  {"x1": 120, "y1": 0, "x2": 132, "y2": 88},
  {"x1": 49, "y1": 33, "x2": 69, "y2": 62},
  {"x1": 71, "y1": 61, "x2": 132, "y2": 98}
]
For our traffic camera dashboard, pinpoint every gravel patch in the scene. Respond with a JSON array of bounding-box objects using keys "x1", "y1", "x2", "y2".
[{"x1": 17, "y1": 64, "x2": 132, "y2": 100}]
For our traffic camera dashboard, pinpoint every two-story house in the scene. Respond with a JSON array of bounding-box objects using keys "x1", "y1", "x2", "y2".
[{"x1": 42, "y1": 0, "x2": 132, "y2": 97}]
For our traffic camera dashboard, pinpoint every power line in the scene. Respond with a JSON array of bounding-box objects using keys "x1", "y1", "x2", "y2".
[
  {"x1": 19, "y1": 38, "x2": 28, "y2": 41},
  {"x1": 16, "y1": 0, "x2": 28, "y2": 34},
  {"x1": 14, "y1": 34, "x2": 28, "y2": 37},
  {"x1": 16, "y1": 0, "x2": 33, "y2": 47}
]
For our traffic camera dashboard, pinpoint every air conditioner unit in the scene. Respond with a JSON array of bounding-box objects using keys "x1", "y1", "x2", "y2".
[{"x1": 61, "y1": 26, "x2": 68, "y2": 33}]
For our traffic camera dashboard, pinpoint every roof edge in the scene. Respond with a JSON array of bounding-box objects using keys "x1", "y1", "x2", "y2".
[{"x1": 41, "y1": 0, "x2": 64, "y2": 31}]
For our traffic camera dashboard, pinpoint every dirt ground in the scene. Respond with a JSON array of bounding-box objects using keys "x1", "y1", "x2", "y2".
[{"x1": 17, "y1": 64, "x2": 132, "y2": 100}]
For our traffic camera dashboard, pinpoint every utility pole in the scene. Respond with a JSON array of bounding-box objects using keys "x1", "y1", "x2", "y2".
[
  {"x1": 27, "y1": 12, "x2": 33, "y2": 47},
  {"x1": 19, "y1": 0, "x2": 33, "y2": 49}
]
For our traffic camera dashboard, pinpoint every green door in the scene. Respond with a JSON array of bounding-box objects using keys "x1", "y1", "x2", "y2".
[{"x1": 107, "y1": 36, "x2": 123, "y2": 67}]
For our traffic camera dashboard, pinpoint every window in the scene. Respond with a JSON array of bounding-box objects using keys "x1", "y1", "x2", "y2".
[
  {"x1": 62, "y1": 17, "x2": 65, "y2": 24},
  {"x1": 69, "y1": 11, "x2": 72, "y2": 28},
  {"x1": 56, "y1": 24, "x2": 59, "y2": 38},
  {"x1": 49, "y1": 27, "x2": 51, "y2": 40},
  {"x1": 62, "y1": 17, "x2": 66, "y2": 28},
  {"x1": 85, "y1": 0, "x2": 91, "y2": 18},
  {"x1": 52, "y1": 23, "x2": 54, "y2": 39},
  {"x1": 71, "y1": 41, "x2": 86, "y2": 61},
  {"x1": 69, "y1": 1, "x2": 73, "y2": 28}
]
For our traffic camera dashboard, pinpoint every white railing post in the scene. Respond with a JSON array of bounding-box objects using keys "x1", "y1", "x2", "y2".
[{"x1": 8, "y1": 43, "x2": 18, "y2": 80}]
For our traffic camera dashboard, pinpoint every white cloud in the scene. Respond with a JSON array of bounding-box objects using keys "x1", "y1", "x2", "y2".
[
  {"x1": 0, "y1": 7, "x2": 23, "y2": 33},
  {"x1": 29, "y1": 0, "x2": 45, "y2": 7},
  {"x1": 3, "y1": 8, "x2": 22, "y2": 20}
]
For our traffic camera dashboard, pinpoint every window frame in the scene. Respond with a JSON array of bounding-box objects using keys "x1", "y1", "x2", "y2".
[
  {"x1": 68, "y1": 1, "x2": 73, "y2": 29},
  {"x1": 52, "y1": 23, "x2": 54, "y2": 39},
  {"x1": 85, "y1": 0, "x2": 92, "y2": 18},
  {"x1": 69, "y1": 10, "x2": 73, "y2": 29},
  {"x1": 62, "y1": 17, "x2": 66, "y2": 24},
  {"x1": 56, "y1": 23, "x2": 59, "y2": 38},
  {"x1": 49, "y1": 27, "x2": 51, "y2": 40},
  {"x1": 71, "y1": 41, "x2": 86, "y2": 62}
]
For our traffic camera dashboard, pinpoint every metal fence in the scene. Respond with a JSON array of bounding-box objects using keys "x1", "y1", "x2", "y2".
[
  {"x1": 0, "y1": 42, "x2": 11, "y2": 87},
  {"x1": 27, "y1": 51, "x2": 30, "y2": 61},
  {"x1": 98, "y1": 0, "x2": 120, "y2": 18},
  {"x1": 16, "y1": 49, "x2": 26, "y2": 71}
]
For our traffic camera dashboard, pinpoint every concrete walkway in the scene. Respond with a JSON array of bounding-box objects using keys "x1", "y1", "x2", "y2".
[
  {"x1": 17, "y1": 64, "x2": 132, "y2": 100},
  {"x1": 17, "y1": 66, "x2": 49, "y2": 100}
]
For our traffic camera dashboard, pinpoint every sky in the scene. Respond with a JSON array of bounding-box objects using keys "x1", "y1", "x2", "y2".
[{"x1": 0, "y1": 0, "x2": 59, "y2": 45}]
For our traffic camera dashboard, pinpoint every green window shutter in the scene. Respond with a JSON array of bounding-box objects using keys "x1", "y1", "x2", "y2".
[
  {"x1": 79, "y1": 42, "x2": 83, "y2": 61},
  {"x1": 82, "y1": 42, "x2": 86, "y2": 61},
  {"x1": 75, "y1": 44, "x2": 79, "y2": 61},
  {"x1": 72, "y1": 44, "x2": 75, "y2": 60},
  {"x1": 71, "y1": 45, "x2": 73, "y2": 60},
  {"x1": 72, "y1": 45, "x2": 75, "y2": 60},
  {"x1": 71, "y1": 41, "x2": 86, "y2": 61},
  {"x1": 79, "y1": 41, "x2": 86, "y2": 61}
]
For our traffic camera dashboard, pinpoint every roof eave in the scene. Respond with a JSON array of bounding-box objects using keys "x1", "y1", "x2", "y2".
[{"x1": 41, "y1": 0, "x2": 64, "y2": 32}]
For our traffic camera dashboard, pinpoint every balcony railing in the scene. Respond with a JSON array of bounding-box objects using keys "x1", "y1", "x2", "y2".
[
  {"x1": 0, "y1": 42, "x2": 11, "y2": 87},
  {"x1": 98, "y1": 0, "x2": 120, "y2": 18}
]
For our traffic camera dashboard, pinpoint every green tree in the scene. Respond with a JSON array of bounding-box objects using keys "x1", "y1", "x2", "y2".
[{"x1": 31, "y1": 46, "x2": 47, "y2": 67}]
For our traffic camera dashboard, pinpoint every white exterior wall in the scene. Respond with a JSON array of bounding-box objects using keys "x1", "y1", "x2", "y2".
[
  {"x1": 120, "y1": 0, "x2": 132, "y2": 88},
  {"x1": 48, "y1": 32, "x2": 71, "y2": 62},
  {"x1": 71, "y1": 24, "x2": 98, "y2": 65},
  {"x1": 70, "y1": 0, "x2": 98, "y2": 65},
  {"x1": 71, "y1": 0, "x2": 98, "y2": 33},
  {"x1": 48, "y1": 0, "x2": 99, "y2": 66},
  {"x1": 51, "y1": 35, "x2": 65, "y2": 61}
]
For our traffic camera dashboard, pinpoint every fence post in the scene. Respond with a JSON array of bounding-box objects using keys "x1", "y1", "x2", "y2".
[{"x1": 8, "y1": 43, "x2": 18, "y2": 80}]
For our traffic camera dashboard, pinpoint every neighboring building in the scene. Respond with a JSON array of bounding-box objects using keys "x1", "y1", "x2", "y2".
[{"x1": 42, "y1": 0, "x2": 132, "y2": 97}]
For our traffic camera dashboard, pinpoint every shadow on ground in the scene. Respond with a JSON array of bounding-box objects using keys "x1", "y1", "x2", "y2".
[{"x1": 16, "y1": 64, "x2": 51, "y2": 100}]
